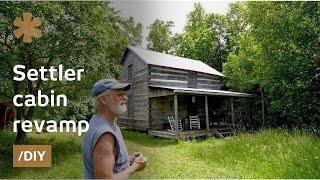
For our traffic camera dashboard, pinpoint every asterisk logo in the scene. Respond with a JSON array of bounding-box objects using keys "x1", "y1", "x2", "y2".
[{"x1": 13, "y1": 12, "x2": 41, "y2": 43}]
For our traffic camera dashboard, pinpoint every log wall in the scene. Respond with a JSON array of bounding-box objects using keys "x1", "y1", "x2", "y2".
[
  {"x1": 118, "y1": 51, "x2": 150, "y2": 130},
  {"x1": 149, "y1": 65, "x2": 221, "y2": 90}
]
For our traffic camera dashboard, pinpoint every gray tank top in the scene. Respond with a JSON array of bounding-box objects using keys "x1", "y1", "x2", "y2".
[{"x1": 82, "y1": 115, "x2": 129, "y2": 179}]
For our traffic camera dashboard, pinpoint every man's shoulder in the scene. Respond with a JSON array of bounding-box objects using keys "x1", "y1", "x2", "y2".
[
  {"x1": 86, "y1": 115, "x2": 117, "y2": 140},
  {"x1": 96, "y1": 132, "x2": 116, "y2": 147}
]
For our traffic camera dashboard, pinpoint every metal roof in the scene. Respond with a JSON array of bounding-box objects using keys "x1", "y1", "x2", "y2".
[
  {"x1": 149, "y1": 85, "x2": 254, "y2": 98},
  {"x1": 127, "y1": 46, "x2": 225, "y2": 77}
]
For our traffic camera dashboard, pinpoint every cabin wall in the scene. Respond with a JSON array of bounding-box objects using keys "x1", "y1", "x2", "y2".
[
  {"x1": 119, "y1": 51, "x2": 147, "y2": 80},
  {"x1": 149, "y1": 96, "x2": 173, "y2": 130},
  {"x1": 197, "y1": 72, "x2": 221, "y2": 90},
  {"x1": 149, "y1": 65, "x2": 188, "y2": 88},
  {"x1": 118, "y1": 51, "x2": 150, "y2": 130},
  {"x1": 149, "y1": 65, "x2": 221, "y2": 90}
]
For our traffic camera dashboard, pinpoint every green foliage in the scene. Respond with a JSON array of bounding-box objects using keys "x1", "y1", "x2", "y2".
[
  {"x1": 0, "y1": 1, "x2": 142, "y2": 109},
  {"x1": 247, "y1": 2, "x2": 319, "y2": 121},
  {"x1": 1, "y1": 129, "x2": 319, "y2": 178},
  {"x1": 223, "y1": 34, "x2": 264, "y2": 92},
  {"x1": 0, "y1": 2, "x2": 142, "y2": 142},
  {"x1": 224, "y1": 2, "x2": 319, "y2": 126},
  {"x1": 174, "y1": 3, "x2": 228, "y2": 71},
  {"x1": 65, "y1": 99, "x2": 95, "y2": 120},
  {"x1": 171, "y1": 2, "x2": 250, "y2": 72},
  {"x1": 147, "y1": 2, "x2": 248, "y2": 72},
  {"x1": 147, "y1": 19, "x2": 174, "y2": 53},
  {"x1": 225, "y1": 2, "x2": 249, "y2": 54}
]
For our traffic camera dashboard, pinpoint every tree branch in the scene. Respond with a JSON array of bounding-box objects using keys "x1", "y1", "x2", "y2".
[
  {"x1": 34, "y1": 57, "x2": 54, "y2": 93},
  {"x1": 33, "y1": 56, "x2": 50, "y2": 61},
  {"x1": 23, "y1": 58, "x2": 54, "y2": 120}
]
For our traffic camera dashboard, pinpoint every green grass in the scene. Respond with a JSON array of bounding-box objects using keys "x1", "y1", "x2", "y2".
[{"x1": 0, "y1": 129, "x2": 319, "y2": 178}]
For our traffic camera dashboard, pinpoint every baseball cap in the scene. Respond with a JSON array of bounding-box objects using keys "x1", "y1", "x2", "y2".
[{"x1": 92, "y1": 79, "x2": 131, "y2": 97}]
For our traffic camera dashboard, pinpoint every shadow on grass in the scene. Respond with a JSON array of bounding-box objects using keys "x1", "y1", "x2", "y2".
[{"x1": 122, "y1": 129, "x2": 179, "y2": 147}]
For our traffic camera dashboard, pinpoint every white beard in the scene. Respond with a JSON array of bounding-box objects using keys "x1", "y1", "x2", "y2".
[{"x1": 113, "y1": 104, "x2": 127, "y2": 114}]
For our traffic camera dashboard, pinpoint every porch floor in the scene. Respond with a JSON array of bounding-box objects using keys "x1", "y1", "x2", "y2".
[{"x1": 148, "y1": 124, "x2": 236, "y2": 139}]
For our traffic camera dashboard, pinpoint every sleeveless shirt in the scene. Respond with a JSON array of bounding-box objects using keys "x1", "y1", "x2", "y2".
[{"x1": 82, "y1": 115, "x2": 129, "y2": 179}]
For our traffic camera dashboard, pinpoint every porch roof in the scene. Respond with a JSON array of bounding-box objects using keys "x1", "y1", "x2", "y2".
[{"x1": 149, "y1": 85, "x2": 254, "y2": 98}]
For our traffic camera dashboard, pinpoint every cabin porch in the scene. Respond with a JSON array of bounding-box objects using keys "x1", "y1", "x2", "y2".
[
  {"x1": 148, "y1": 123, "x2": 237, "y2": 139},
  {"x1": 148, "y1": 86, "x2": 253, "y2": 138}
]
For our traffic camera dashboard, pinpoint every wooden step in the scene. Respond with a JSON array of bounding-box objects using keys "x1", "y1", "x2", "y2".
[{"x1": 213, "y1": 129, "x2": 236, "y2": 138}]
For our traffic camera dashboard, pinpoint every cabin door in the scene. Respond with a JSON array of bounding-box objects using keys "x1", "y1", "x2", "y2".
[{"x1": 187, "y1": 95, "x2": 198, "y2": 116}]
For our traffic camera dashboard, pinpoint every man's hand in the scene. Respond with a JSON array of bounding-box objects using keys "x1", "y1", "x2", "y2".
[
  {"x1": 129, "y1": 152, "x2": 142, "y2": 165},
  {"x1": 93, "y1": 133, "x2": 147, "y2": 179},
  {"x1": 131, "y1": 154, "x2": 147, "y2": 171}
]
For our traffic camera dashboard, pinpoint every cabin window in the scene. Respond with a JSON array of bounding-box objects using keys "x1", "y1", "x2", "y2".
[
  {"x1": 188, "y1": 71, "x2": 197, "y2": 88},
  {"x1": 128, "y1": 94, "x2": 134, "y2": 117},
  {"x1": 128, "y1": 64, "x2": 133, "y2": 82}
]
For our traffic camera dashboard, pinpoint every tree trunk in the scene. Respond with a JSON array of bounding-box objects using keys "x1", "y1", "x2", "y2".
[
  {"x1": 15, "y1": 96, "x2": 26, "y2": 144},
  {"x1": 260, "y1": 85, "x2": 265, "y2": 127},
  {"x1": 14, "y1": 44, "x2": 48, "y2": 144},
  {"x1": 16, "y1": 126, "x2": 26, "y2": 144},
  {"x1": 13, "y1": 78, "x2": 27, "y2": 144},
  {"x1": 15, "y1": 44, "x2": 31, "y2": 144},
  {"x1": 16, "y1": 106, "x2": 36, "y2": 144}
]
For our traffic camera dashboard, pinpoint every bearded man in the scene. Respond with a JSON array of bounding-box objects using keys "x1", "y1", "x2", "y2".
[{"x1": 82, "y1": 79, "x2": 147, "y2": 179}]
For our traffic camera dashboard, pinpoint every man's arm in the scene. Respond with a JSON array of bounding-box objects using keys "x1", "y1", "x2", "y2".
[{"x1": 93, "y1": 133, "x2": 136, "y2": 179}]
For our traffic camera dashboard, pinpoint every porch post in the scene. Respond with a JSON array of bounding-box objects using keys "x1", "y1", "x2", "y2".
[
  {"x1": 174, "y1": 93, "x2": 178, "y2": 131},
  {"x1": 205, "y1": 95, "x2": 209, "y2": 132},
  {"x1": 231, "y1": 97, "x2": 235, "y2": 129}
]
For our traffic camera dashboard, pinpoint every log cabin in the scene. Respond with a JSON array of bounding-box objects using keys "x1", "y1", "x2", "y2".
[{"x1": 118, "y1": 46, "x2": 253, "y2": 138}]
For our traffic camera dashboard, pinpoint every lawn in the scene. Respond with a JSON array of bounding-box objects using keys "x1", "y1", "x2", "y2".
[{"x1": 0, "y1": 129, "x2": 319, "y2": 178}]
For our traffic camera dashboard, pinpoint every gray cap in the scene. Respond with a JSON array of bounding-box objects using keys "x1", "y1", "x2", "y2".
[{"x1": 92, "y1": 79, "x2": 131, "y2": 97}]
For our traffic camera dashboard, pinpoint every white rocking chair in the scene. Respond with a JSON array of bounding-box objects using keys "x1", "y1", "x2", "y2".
[
  {"x1": 168, "y1": 116, "x2": 183, "y2": 132},
  {"x1": 189, "y1": 115, "x2": 200, "y2": 130}
]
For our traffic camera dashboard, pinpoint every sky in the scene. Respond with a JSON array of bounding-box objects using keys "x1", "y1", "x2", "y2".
[{"x1": 110, "y1": 0, "x2": 231, "y2": 47}]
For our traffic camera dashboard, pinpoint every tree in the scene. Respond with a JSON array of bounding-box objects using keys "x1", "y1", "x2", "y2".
[
  {"x1": 248, "y1": 2, "x2": 320, "y2": 125},
  {"x1": 184, "y1": 3, "x2": 207, "y2": 32},
  {"x1": 224, "y1": 2, "x2": 320, "y2": 127},
  {"x1": 174, "y1": 3, "x2": 228, "y2": 71},
  {"x1": 223, "y1": 34, "x2": 263, "y2": 92},
  {"x1": 147, "y1": 19, "x2": 174, "y2": 53},
  {"x1": 0, "y1": 2, "x2": 142, "y2": 143},
  {"x1": 225, "y1": 2, "x2": 249, "y2": 55},
  {"x1": 223, "y1": 34, "x2": 267, "y2": 126}
]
